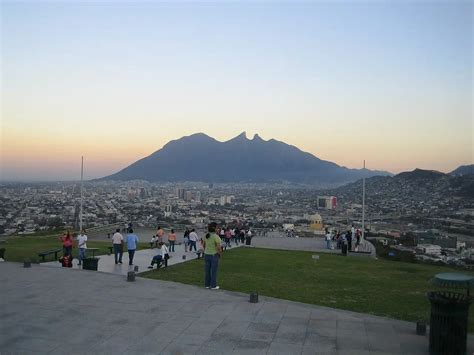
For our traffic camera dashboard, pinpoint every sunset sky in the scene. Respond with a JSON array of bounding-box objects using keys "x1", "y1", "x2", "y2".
[{"x1": 1, "y1": 1, "x2": 472, "y2": 181}]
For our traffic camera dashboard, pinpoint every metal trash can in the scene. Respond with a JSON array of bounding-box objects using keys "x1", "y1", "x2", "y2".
[
  {"x1": 245, "y1": 236, "x2": 251, "y2": 246},
  {"x1": 82, "y1": 257, "x2": 99, "y2": 271},
  {"x1": 428, "y1": 291, "x2": 471, "y2": 355}
]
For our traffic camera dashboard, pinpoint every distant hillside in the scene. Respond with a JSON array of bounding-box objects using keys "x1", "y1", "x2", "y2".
[
  {"x1": 327, "y1": 168, "x2": 474, "y2": 202},
  {"x1": 99, "y1": 132, "x2": 391, "y2": 185},
  {"x1": 450, "y1": 165, "x2": 474, "y2": 176},
  {"x1": 394, "y1": 168, "x2": 446, "y2": 180}
]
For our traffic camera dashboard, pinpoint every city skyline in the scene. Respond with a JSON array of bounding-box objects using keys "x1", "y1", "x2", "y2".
[{"x1": 1, "y1": 1, "x2": 472, "y2": 181}]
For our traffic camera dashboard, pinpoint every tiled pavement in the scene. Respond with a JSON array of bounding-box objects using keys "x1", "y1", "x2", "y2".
[{"x1": 2, "y1": 261, "x2": 472, "y2": 354}]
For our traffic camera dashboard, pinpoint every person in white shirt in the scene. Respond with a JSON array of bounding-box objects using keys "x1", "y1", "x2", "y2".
[
  {"x1": 77, "y1": 230, "x2": 88, "y2": 265},
  {"x1": 111, "y1": 228, "x2": 124, "y2": 264},
  {"x1": 188, "y1": 229, "x2": 198, "y2": 252},
  {"x1": 161, "y1": 242, "x2": 170, "y2": 268}
]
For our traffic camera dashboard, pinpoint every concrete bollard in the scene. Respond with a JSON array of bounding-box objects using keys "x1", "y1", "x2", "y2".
[
  {"x1": 249, "y1": 292, "x2": 259, "y2": 303},
  {"x1": 134, "y1": 265, "x2": 139, "y2": 272},
  {"x1": 23, "y1": 260, "x2": 31, "y2": 268},
  {"x1": 127, "y1": 271, "x2": 135, "y2": 282}
]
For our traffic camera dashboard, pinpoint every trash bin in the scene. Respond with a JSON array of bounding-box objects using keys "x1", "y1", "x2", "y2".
[
  {"x1": 341, "y1": 244, "x2": 347, "y2": 256},
  {"x1": 428, "y1": 291, "x2": 471, "y2": 355},
  {"x1": 82, "y1": 257, "x2": 99, "y2": 271},
  {"x1": 245, "y1": 236, "x2": 252, "y2": 246}
]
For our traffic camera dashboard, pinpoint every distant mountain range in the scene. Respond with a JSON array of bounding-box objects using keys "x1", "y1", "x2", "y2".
[
  {"x1": 99, "y1": 132, "x2": 391, "y2": 185},
  {"x1": 328, "y1": 168, "x2": 474, "y2": 201}
]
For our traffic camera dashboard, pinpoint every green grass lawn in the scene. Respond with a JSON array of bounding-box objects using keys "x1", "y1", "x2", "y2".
[
  {"x1": 141, "y1": 247, "x2": 474, "y2": 330},
  {"x1": 0, "y1": 234, "x2": 150, "y2": 262}
]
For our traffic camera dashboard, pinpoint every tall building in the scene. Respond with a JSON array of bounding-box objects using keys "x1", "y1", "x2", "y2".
[
  {"x1": 184, "y1": 191, "x2": 193, "y2": 202},
  {"x1": 317, "y1": 196, "x2": 337, "y2": 210}
]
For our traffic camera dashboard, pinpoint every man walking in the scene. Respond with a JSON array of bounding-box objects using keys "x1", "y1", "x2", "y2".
[
  {"x1": 77, "y1": 229, "x2": 88, "y2": 266},
  {"x1": 112, "y1": 228, "x2": 124, "y2": 264},
  {"x1": 126, "y1": 229, "x2": 139, "y2": 266},
  {"x1": 189, "y1": 229, "x2": 198, "y2": 252}
]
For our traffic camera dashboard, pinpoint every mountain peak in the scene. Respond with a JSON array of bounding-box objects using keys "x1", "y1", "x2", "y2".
[
  {"x1": 100, "y1": 132, "x2": 391, "y2": 184},
  {"x1": 228, "y1": 131, "x2": 248, "y2": 142}
]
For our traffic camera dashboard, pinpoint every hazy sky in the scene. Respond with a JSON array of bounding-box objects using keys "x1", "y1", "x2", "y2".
[{"x1": 1, "y1": 1, "x2": 472, "y2": 181}]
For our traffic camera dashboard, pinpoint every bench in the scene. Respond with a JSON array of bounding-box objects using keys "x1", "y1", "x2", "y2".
[{"x1": 38, "y1": 249, "x2": 62, "y2": 262}]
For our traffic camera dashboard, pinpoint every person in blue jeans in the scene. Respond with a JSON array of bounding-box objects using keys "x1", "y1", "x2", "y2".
[
  {"x1": 126, "y1": 229, "x2": 139, "y2": 266},
  {"x1": 203, "y1": 222, "x2": 222, "y2": 290}
]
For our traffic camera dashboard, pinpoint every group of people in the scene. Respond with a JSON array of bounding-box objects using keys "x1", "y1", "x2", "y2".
[
  {"x1": 59, "y1": 222, "x2": 227, "y2": 290},
  {"x1": 147, "y1": 223, "x2": 227, "y2": 290},
  {"x1": 325, "y1": 226, "x2": 363, "y2": 251},
  {"x1": 58, "y1": 229, "x2": 88, "y2": 267}
]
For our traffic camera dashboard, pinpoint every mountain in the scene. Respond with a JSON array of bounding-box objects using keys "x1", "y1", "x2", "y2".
[
  {"x1": 325, "y1": 167, "x2": 474, "y2": 205},
  {"x1": 394, "y1": 168, "x2": 446, "y2": 180},
  {"x1": 450, "y1": 165, "x2": 474, "y2": 176},
  {"x1": 99, "y1": 132, "x2": 391, "y2": 184}
]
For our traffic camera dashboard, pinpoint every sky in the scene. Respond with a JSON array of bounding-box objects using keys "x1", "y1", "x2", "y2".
[{"x1": 1, "y1": 0, "x2": 472, "y2": 181}]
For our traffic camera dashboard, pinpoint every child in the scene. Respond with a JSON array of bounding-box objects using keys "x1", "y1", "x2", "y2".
[
  {"x1": 150, "y1": 235, "x2": 156, "y2": 249},
  {"x1": 59, "y1": 254, "x2": 73, "y2": 268}
]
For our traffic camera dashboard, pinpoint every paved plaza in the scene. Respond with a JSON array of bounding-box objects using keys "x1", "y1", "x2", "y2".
[
  {"x1": 2, "y1": 261, "x2": 473, "y2": 355},
  {"x1": 43, "y1": 242, "x2": 229, "y2": 276}
]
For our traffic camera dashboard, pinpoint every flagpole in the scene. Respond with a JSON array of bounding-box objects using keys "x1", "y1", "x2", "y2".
[
  {"x1": 80, "y1": 156, "x2": 84, "y2": 231},
  {"x1": 362, "y1": 160, "x2": 365, "y2": 241}
]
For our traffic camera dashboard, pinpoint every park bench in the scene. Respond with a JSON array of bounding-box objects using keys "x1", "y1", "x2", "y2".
[{"x1": 38, "y1": 248, "x2": 62, "y2": 262}]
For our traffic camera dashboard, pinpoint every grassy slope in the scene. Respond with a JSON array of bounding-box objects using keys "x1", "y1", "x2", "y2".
[
  {"x1": 1, "y1": 234, "x2": 150, "y2": 262},
  {"x1": 141, "y1": 247, "x2": 474, "y2": 330}
]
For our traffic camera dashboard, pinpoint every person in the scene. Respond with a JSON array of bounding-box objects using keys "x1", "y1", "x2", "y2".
[
  {"x1": 188, "y1": 229, "x2": 198, "y2": 252},
  {"x1": 147, "y1": 242, "x2": 166, "y2": 269},
  {"x1": 183, "y1": 228, "x2": 190, "y2": 252},
  {"x1": 59, "y1": 230, "x2": 73, "y2": 257},
  {"x1": 160, "y1": 241, "x2": 170, "y2": 268},
  {"x1": 234, "y1": 228, "x2": 240, "y2": 245},
  {"x1": 150, "y1": 235, "x2": 156, "y2": 249},
  {"x1": 203, "y1": 222, "x2": 222, "y2": 290},
  {"x1": 156, "y1": 226, "x2": 164, "y2": 244},
  {"x1": 346, "y1": 230, "x2": 353, "y2": 252},
  {"x1": 126, "y1": 229, "x2": 139, "y2": 266},
  {"x1": 196, "y1": 238, "x2": 204, "y2": 259},
  {"x1": 325, "y1": 231, "x2": 332, "y2": 250},
  {"x1": 168, "y1": 229, "x2": 176, "y2": 252},
  {"x1": 112, "y1": 228, "x2": 124, "y2": 264},
  {"x1": 76, "y1": 229, "x2": 88, "y2": 266},
  {"x1": 59, "y1": 254, "x2": 73, "y2": 268},
  {"x1": 240, "y1": 229, "x2": 245, "y2": 244},
  {"x1": 245, "y1": 229, "x2": 252, "y2": 246},
  {"x1": 224, "y1": 228, "x2": 232, "y2": 248}
]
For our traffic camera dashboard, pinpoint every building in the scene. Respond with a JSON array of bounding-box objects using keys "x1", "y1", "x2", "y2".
[
  {"x1": 416, "y1": 244, "x2": 442, "y2": 256},
  {"x1": 317, "y1": 196, "x2": 337, "y2": 210},
  {"x1": 308, "y1": 214, "x2": 324, "y2": 231}
]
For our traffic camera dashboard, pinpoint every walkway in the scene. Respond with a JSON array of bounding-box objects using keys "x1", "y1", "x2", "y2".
[
  {"x1": 250, "y1": 236, "x2": 376, "y2": 257},
  {"x1": 2, "y1": 261, "x2": 468, "y2": 355},
  {"x1": 44, "y1": 243, "x2": 242, "y2": 276}
]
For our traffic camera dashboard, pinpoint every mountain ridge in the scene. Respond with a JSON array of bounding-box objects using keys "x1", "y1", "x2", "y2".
[{"x1": 99, "y1": 132, "x2": 391, "y2": 185}]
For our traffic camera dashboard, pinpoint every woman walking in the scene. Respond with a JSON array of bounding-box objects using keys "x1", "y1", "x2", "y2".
[{"x1": 203, "y1": 222, "x2": 222, "y2": 290}]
